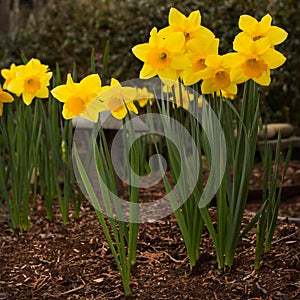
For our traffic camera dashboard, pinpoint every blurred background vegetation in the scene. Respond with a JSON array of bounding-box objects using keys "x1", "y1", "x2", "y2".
[{"x1": 0, "y1": 0, "x2": 299, "y2": 131}]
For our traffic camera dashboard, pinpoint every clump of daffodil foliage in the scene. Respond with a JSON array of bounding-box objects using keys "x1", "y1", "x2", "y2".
[
  {"x1": 130, "y1": 8, "x2": 290, "y2": 276},
  {"x1": 0, "y1": 58, "x2": 80, "y2": 230}
]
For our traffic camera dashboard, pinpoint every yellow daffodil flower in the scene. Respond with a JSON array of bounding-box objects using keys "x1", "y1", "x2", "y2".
[
  {"x1": 136, "y1": 87, "x2": 153, "y2": 107},
  {"x1": 51, "y1": 73, "x2": 107, "y2": 122},
  {"x1": 1, "y1": 63, "x2": 24, "y2": 90},
  {"x1": 159, "y1": 7, "x2": 215, "y2": 45},
  {"x1": 5, "y1": 58, "x2": 52, "y2": 105},
  {"x1": 99, "y1": 78, "x2": 138, "y2": 120},
  {"x1": 132, "y1": 27, "x2": 190, "y2": 84},
  {"x1": 164, "y1": 82, "x2": 203, "y2": 109},
  {"x1": 215, "y1": 89, "x2": 236, "y2": 100},
  {"x1": 224, "y1": 34, "x2": 286, "y2": 86},
  {"x1": 200, "y1": 54, "x2": 237, "y2": 95},
  {"x1": 0, "y1": 86, "x2": 14, "y2": 116},
  {"x1": 237, "y1": 13, "x2": 288, "y2": 46},
  {"x1": 181, "y1": 37, "x2": 219, "y2": 85},
  {"x1": 219, "y1": 90, "x2": 236, "y2": 100}
]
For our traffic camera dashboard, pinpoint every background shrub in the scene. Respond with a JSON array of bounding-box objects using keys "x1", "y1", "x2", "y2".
[{"x1": 0, "y1": 0, "x2": 299, "y2": 130}]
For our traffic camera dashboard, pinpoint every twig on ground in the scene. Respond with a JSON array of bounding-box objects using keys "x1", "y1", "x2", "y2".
[
  {"x1": 60, "y1": 284, "x2": 85, "y2": 295},
  {"x1": 271, "y1": 232, "x2": 297, "y2": 245},
  {"x1": 255, "y1": 282, "x2": 268, "y2": 295},
  {"x1": 277, "y1": 216, "x2": 300, "y2": 223},
  {"x1": 163, "y1": 251, "x2": 187, "y2": 263}
]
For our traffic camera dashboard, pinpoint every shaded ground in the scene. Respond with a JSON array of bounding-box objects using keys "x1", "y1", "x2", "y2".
[{"x1": 0, "y1": 162, "x2": 299, "y2": 300}]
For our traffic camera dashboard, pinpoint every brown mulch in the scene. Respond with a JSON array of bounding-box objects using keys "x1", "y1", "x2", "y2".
[{"x1": 0, "y1": 162, "x2": 300, "y2": 300}]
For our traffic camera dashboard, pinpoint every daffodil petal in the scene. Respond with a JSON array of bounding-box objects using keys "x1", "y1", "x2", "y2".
[
  {"x1": 181, "y1": 68, "x2": 200, "y2": 86},
  {"x1": 233, "y1": 33, "x2": 253, "y2": 53},
  {"x1": 267, "y1": 26, "x2": 288, "y2": 45},
  {"x1": 51, "y1": 85, "x2": 73, "y2": 103},
  {"x1": 165, "y1": 32, "x2": 185, "y2": 52},
  {"x1": 170, "y1": 54, "x2": 191, "y2": 69},
  {"x1": 1, "y1": 69, "x2": 11, "y2": 80},
  {"x1": 205, "y1": 54, "x2": 222, "y2": 68},
  {"x1": 223, "y1": 52, "x2": 243, "y2": 68},
  {"x1": 169, "y1": 7, "x2": 185, "y2": 28},
  {"x1": 239, "y1": 15, "x2": 258, "y2": 32},
  {"x1": 255, "y1": 37, "x2": 272, "y2": 55},
  {"x1": 149, "y1": 27, "x2": 160, "y2": 46},
  {"x1": 260, "y1": 48, "x2": 286, "y2": 69},
  {"x1": 230, "y1": 67, "x2": 248, "y2": 84},
  {"x1": 140, "y1": 63, "x2": 157, "y2": 79},
  {"x1": 0, "y1": 91, "x2": 14, "y2": 103},
  {"x1": 196, "y1": 26, "x2": 215, "y2": 38},
  {"x1": 205, "y1": 38, "x2": 219, "y2": 54},
  {"x1": 80, "y1": 74, "x2": 102, "y2": 93},
  {"x1": 44, "y1": 72, "x2": 53, "y2": 84},
  {"x1": 110, "y1": 78, "x2": 121, "y2": 87},
  {"x1": 158, "y1": 67, "x2": 178, "y2": 82},
  {"x1": 81, "y1": 100, "x2": 104, "y2": 122},
  {"x1": 253, "y1": 70, "x2": 271, "y2": 86},
  {"x1": 224, "y1": 83, "x2": 237, "y2": 95},
  {"x1": 258, "y1": 14, "x2": 272, "y2": 33},
  {"x1": 62, "y1": 105, "x2": 77, "y2": 119},
  {"x1": 158, "y1": 26, "x2": 173, "y2": 38},
  {"x1": 187, "y1": 10, "x2": 201, "y2": 29},
  {"x1": 123, "y1": 87, "x2": 137, "y2": 101},
  {"x1": 132, "y1": 43, "x2": 150, "y2": 62},
  {"x1": 35, "y1": 86, "x2": 49, "y2": 99},
  {"x1": 7, "y1": 78, "x2": 23, "y2": 95},
  {"x1": 112, "y1": 106, "x2": 128, "y2": 120},
  {"x1": 22, "y1": 92, "x2": 35, "y2": 105},
  {"x1": 200, "y1": 67, "x2": 214, "y2": 79},
  {"x1": 127, "y1": 102, "x2": 139, "y2": 114},
  {"x1": 201, "y1": 79, "x2": 215, "y2": 94}
]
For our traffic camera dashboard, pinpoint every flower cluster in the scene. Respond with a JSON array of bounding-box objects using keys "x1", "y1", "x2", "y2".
[
  {"x1": 50, "y1": 75, "x2": 146, "y2": 122},
  {"x1": 0, "y1": 62, "x2": 153, "y2": 122},
  {"x1": 1, "y1": 59, "x2": 53, "y2": 106},
  {"x1": 224, "y1": 14, "x2": 287, "y2": 86},
  {"x1": 132, "y1": 8, "x2": 288, "y2": 95},
  {"x1": 0, "y1": 8, "x2": 288, "y2": 122}
]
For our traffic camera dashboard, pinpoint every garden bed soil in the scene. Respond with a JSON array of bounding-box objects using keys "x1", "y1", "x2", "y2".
[{"x1": 0, "y1": 161, "x2": 299, "y2": 300}]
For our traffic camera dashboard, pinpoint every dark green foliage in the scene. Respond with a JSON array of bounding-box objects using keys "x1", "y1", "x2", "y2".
[{"x1": 0, "y1": 0, "x2": 299, "y2": 128}]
